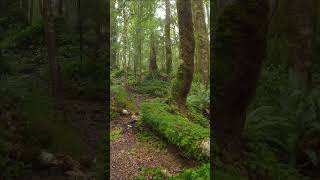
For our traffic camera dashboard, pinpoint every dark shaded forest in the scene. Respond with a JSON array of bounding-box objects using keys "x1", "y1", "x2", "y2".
[
  {"x1": 1, "y1": 0, "x2": 320, "y2": 179},
  {"x1": 213, "y1": 0, "x2": 320, "y2": 179},
  {"x1": 0, "y1": 0, "x2": 108, "y2": 179}
]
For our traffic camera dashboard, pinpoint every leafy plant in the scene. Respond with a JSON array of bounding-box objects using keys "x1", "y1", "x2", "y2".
[
  {"x1": 245, "y1": 88, "x2": 320, "y2": 176},
  {"x1": 187, "y1": 82, "x2": 209, "y2": 113},
  {"x1": 110, "y1": 127, "x2": 123, "y2": 142}
]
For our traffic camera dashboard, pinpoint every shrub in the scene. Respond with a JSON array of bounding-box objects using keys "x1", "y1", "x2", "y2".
[
  {"x1": 187, "y1": 82, "x2": 209, "y2": 113},
  {"x1": 132, "y1": 79, "x2": 170, "y2": 97},
  {"x1": 187, "y1": 108, "x2": 210, "y2": 128}
]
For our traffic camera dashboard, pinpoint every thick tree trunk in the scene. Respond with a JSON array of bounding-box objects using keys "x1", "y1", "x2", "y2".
[
  {"x1": 148, "y1": 31, "x2": 158, "y2": 76},
  {"x1": 0, "y1": 0, "x2": 7, "y2": 16},
  {"x1": 29, "y1": 0, "x2": 33, "y2": 25},
  {"x1": 213, "y1": 0, "x2": 269, "y2": 165},
  {"x1": 40, "y1": 0, "x2": 62, "y2": 99},
  {"x1": 192, "y1": 0, "x2": 209, "y2": 85},
  {"x1": 287, "y1": 0, "x2": 315, "y2": 92},
  {"x1": 165, "y1": 0, "x2": 172, "y2": 75},
  {"x1": 171, "y1": 0, "x2": 195, "y2": 113}
]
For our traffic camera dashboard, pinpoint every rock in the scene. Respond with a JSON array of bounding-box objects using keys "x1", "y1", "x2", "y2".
[
  {"x1": 121, "y1": 109, "x2": 129, "y2": 115},
  {"x1": 199, "y1": 138, "x2": 210, "y2": 157},
  {"x1": 39, "y1": 151, "x2": 55, "y2": 166}
]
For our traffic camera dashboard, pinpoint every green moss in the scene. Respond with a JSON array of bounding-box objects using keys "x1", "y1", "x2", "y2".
[
  {"x1": 110, "y1": 127, "x2": 122, "y2": 142},
  {"x1": 140, "y1": 100, "x2": 209, "y2": 160}
]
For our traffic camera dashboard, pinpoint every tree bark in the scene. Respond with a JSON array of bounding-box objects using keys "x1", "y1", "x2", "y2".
[
  {"x1": 58, "y1": 0, "x2": 62, "y2": 16},
  {"x1": 40, "y1": 0, "x2": 62, "y2": 99},
  {"x1": 165, "y1": 0, "x2": 172, "y2": 75},
  {"x1": 213, "y1": 0, "x2": 269, "y2": 165},
  {"x1": 29, "y1": 0, "x2": 34, "y2": 25},
  {"x1": 286, "y1": 0, "x2": 315, "y2": 92},
  {"x1": 192, "y1": 0, "x2": 209, "y2": 85},
  {"x1": 122, "y1": 2, "x2": 129, "y2": 92},
  {"x1": 171, "y1": 0, "x2": 195, "y2": 113},
  {"x1": 149, "y1": 31, "x2": 158, "y2": 76}
]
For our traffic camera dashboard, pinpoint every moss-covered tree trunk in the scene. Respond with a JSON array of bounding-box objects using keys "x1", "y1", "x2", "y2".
[
  {"x1": 122, "y1": 3, "x2": 129, "y2": 92},
  {"x1": 286, "y1": 0, "x2": 316, "y2": 92},
  {"x1": 149, "y1": 31, "x2": 158, "y2": 76},
  {"x1": 213, "y1": 0, "x2": 269, "y2": 165},
  {"x1": 165, "y1": 0, "x2": 172, "y2": 75},
  {"x1": 192, "y1": 0, "x2": 209, "y2": 85},
  {"x1": 171, "y1": 0, "x2": 195, "y2": 113}
]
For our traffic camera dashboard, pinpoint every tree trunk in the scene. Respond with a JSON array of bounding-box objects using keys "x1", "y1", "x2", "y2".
[
  {"x1": 165, "y1": 0, "x2": 172, "y2": 75},
  {"x1": 58, "y1": 0, "x2": 62, "y2": 16},
  {"x1": 192, "y1": 0, "x2": 209, "y2": 85},
  {"x1": 213, "y1": 0, "x2": 269, "y2": 165},
  {"x1": 286, "y1": 0, "x2": 315, "y2": 92},
  {"x1": 122, "y1": 2, "x2": 128, "y2": 92},
  {"x1": 0, "y1": 0, "x2": 7, "y2": 16},
  {"x1": 171, "y1": 0, "x2": 195, "y2": 113},
  {"x1": 40, "y1": 0, "x2": 62, "y2": 99},
  {"x1": 149, "y1": 31, "x2": 158, "y2": 76},
  {"x1": 29, "y1": 0, "x2": 34, "y2": 25},
  {"x1": 78, "y1": 0, "x2": 83, "y2": 67}
]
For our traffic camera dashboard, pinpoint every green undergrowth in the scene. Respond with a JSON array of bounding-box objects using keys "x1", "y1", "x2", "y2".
[
  {"x1": 110, "y1": 127, "x2": 122, "y2": 142},
  {"x1": 21, "y1": 88, "x2": 88, "y2": 159},
  {"x1": 170, "y1": 163, "x2": 210, "y2": 180},
  {"x1": 0, "y1": 22, "x2": 43, "y2": 49},
  {"x1": 131, "y1": 79, "x2": 170, "y2": 97},
  {"x1": 187, "y1": 108, "x2": 210, "y2": 128},
  {"x1": 140, "y1": 99, "x2": 209, "y2": 160},
  {"x1": 137, "y1": 130, "x2": 167, "y2": 151},
  {"x1": 111, "y1": 84, "x2": 136, "y2": 113},
  {"x1": 135, "y1": 164, "x2": 210, "y2": 180}
]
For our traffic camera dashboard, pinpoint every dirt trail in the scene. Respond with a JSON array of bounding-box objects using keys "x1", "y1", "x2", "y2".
[{"x1": 110, "y1": 93, "x2": 199, "y2": 180}]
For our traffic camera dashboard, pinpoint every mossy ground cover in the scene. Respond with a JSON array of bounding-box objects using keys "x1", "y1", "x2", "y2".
[{"x1": 140, "y1": 99, "x2": 209, "y2": 160}]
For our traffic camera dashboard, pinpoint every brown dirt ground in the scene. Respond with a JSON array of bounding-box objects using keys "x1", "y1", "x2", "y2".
[{"x1": 110, "y1": 93, "x2": 199, "y2": 180}]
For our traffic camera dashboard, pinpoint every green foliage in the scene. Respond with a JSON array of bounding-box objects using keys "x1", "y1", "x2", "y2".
[
  {"x1": 140, "y1": 100, "x2": 209, "y2": 160},
  {"x1": 111, "y1": 84, "x2": 136, "y2": 111},
  {"x1": 245, "y1": 88, "x2": 320, "y2": 176},
  {"x1": 187, "y1": 108, "x2": 210, "y2": 128},
  {"x1": 0, "y1": 22, "x2": 43, "y2": 49},
  {"x1": 245, "y1": 143, "x2": 305, "y2": 180},
  {"x1": 21, "y1": 88, "x2": 88, "y2": 159},
  {"x1": 110, "y1": 127, "x2": 123, "y2": 142},
  {"x1": 170, "y1": 164, "x2": 210, "y2": 180},
  {"x1": 136, "y1": 130, "x2": 166, "y2": 151},
  {"x1": 132, "y1": 79, "x2": 170, "y2": 97},
  {"x1": 187, "y1": 81, "x2": 210, "y2": 113},
  {"x1": 135, "y1": 167, "x2": 167, "y2": 180},
  {"x1": 135, "y1": 164, "x2": 210, "y2": 180}
]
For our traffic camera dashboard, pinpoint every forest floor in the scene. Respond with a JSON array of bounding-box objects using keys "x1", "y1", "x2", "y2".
[
  {"x1": 110, "y1": 92, "x2": 199, "y2": 180},
  {"x1": 1, "y1": 46, "x2": 105, "y2": 179}
]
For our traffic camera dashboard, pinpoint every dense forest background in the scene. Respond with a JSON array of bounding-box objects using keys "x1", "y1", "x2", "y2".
[
  {"x1": 1, "y1": 0, "x2": 320, "y2": 179},
  {"x1": 0, "y1": 0, "x2": 108, "y2": 179},
  {"x1": 213, "y1": 0, "x2": 320, "y2": 179},
  {"x1": 110, "y1": 0, "x2": 210, "y2": 179}
]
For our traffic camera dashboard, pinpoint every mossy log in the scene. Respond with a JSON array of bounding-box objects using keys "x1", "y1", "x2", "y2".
[{"x1": 140, "y1": 100, "x2": 210, "y2": 160}]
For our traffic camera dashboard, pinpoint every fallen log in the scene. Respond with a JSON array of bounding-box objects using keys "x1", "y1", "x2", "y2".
[{"x1": 140, "y1": 100, "x2": 210, "y2": 160}]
